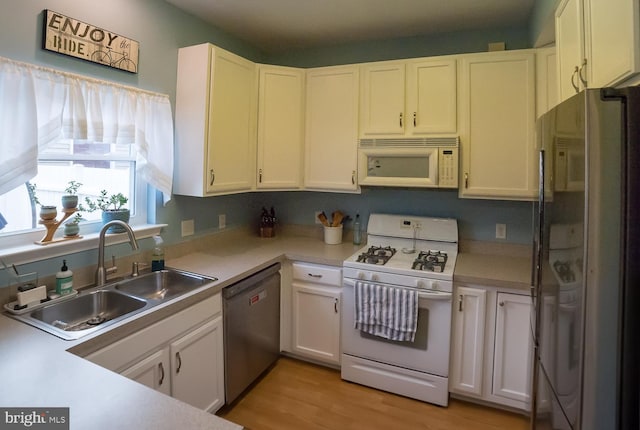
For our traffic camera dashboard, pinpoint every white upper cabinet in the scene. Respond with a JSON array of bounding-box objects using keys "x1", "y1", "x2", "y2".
[
  {"x1": 555, "y1": 0, "x2": 640, "y2": 102},
  {"x1": 256, "y1": 65, "x2": 305, "y2": 190},
  {"x1": 360, "y1": 58, "x2": 457, "y2": 137},
  {"x1": 536, "y1": 46, "x2": 558, "y2": 119},
  {"x1": 304, "y1": 65, "x2": 359, "y2": 191},
  {"x1": 174, "y1": 43, "x2": 257, "y2": 197},
  {"x1": 458, "y1": 50, "x2": 537, "y2": 200}
]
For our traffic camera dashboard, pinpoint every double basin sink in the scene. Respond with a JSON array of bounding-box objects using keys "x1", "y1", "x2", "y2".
[{"x1": 12, "y1": 268, "x2": 217, "y2": 340}]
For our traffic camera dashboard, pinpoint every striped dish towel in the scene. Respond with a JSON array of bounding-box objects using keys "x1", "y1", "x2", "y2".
[{"x1": 354, "y1": 281, "x2": 418, "y2": 342}]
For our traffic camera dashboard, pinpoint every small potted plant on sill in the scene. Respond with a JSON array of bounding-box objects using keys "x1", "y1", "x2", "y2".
[
  {"x1": 61, "y1": 180, "x2": 82, "y2": 210},
  {"x1": 63, "y1": 212, "x2": 84, "y2": 237},
  {"x1": 82, "y1": 190, "x2": 130, "y2": 233},
  {"x1": 27, "y1": 182, "x2": 57, "y2": 221}
]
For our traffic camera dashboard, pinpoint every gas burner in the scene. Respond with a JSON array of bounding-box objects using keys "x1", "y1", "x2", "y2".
[
  {"x1": 356, "y1": 246, "x2": 397, "y2": 265},
  {"x1": 412, "y1": 250, "x2": 448, "y2": 273},
  {"x1": 553, "y1": 260, "x2": 576, "y2": 283}
]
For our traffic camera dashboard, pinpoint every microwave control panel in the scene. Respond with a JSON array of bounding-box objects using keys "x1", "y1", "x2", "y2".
[{"x1": 438, "y1": 147, "x2": 459, "y2": 188}]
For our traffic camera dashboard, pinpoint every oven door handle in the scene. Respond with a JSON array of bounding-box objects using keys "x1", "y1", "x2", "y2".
[{"x1": 418, "y1": 291, "x2": 452, "y2": 301}]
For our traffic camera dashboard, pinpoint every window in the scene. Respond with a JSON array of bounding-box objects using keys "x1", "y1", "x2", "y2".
[
  {"x1": 0, "y1": 56, "x2": 174, "y2": 252},
  {"x1": 0, "y1": 139, "x2": 143, "y2": 236}
]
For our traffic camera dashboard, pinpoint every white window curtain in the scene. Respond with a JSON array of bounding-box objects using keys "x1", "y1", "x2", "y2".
[
  {"x1": 0, "y1": 60, "x2": 38, "y2": 196},
  {"x1": 0, "y1": 56, "x2": 174, "y2": 204}
]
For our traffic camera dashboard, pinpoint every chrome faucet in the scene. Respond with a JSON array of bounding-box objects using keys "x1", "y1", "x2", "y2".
[{"x1": 95, "y1": 220, "x2": 139, "y2": 287}]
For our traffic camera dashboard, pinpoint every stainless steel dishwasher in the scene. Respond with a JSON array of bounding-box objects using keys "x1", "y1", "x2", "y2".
[{"x1": 222, "y1": 263, "x2": 281, "y2": 405}]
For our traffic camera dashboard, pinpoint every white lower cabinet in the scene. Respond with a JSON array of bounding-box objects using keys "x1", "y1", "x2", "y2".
[
  {"x1": 289, "y1": 262, "x2": 342, "y2": 365},
  {"x1": 85, "y1": 294, "x2": 225, "y2": 413},
  {"x1": 492, "y1": 292, "x2": 532, "y2": 404},
  {"x1": 450, "y1": 286, "x2": 487, "y2": 396},
  {"x1": 450, "y1": 284, "x2": 532, "y2": 411},
  {"x1": 170, "y1": 317, "x2": 224, "y2": 412},
  {"x1": 121, "y1": 348, "x2": 172, "y2": 396}
]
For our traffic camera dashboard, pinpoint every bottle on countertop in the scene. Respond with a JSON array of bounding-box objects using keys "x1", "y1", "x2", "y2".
[
  {"x1": 55, "y1": 260, "x2": 73, "y2": 295},
  {"x1": 353, "y1": 214, "x2": 362, "y2": 245},
  {"x1": 151, "y1": 235, "x2": 165, "y2": 271}
]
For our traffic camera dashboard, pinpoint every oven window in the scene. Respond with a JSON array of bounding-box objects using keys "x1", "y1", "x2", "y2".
[
  {"x1": 359, "y1": 308, "x2": 430, "y2": 350},
  {"x1": 367, "y1": 156, "x2": 431, "y2": 178}
]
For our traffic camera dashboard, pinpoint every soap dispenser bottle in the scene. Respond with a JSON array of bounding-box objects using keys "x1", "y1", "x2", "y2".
[
  {"x1": 151, "y1": 235, "x2": 165, "y2": 271},
  {"x1": 353, "y1": 214, "x2": 362, "y2": 245},
  {"x1": 56, "y1": 260, "x2": 73, "y2": 295}
]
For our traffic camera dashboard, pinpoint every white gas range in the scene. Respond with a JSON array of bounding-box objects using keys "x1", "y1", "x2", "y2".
[{"x1": 341, "y1": 213, "x2": 458, "y2": 407}]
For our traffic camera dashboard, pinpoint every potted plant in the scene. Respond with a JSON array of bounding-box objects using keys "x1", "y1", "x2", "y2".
[
  {"x1": 61, "y1": 180, "x2": 82, "y2": 209},
  {"x1": 82, "y1": 190, "x2": 130, "y2": 233},
  {"x1": 63, "y1": 212, "x2": 84, "y2": 237},
  {"x1": 27, "y1": 182, "x2": 57, "y2": 221}
]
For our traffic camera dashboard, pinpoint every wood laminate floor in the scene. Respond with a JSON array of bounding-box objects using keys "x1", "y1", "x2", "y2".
[{"x1": 218, "y1": 357, "x2": 529, "y2": 430}]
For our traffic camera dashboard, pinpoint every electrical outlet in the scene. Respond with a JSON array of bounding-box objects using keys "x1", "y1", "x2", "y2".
[
  {"x1": 496, "y1": 223, "x2": 507, "y2": 240},
  {"x1": 181, "y1": 219, "x2": 194, "y2": 237},
  {"x1": 219, "y1": 214, "x2": 226, "y2": 229},
  {"x1": 315, "y1": 211, "x2": 322, "y2": 224}
]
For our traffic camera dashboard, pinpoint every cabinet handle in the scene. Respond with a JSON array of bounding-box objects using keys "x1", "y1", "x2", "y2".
[
  {"x1": 399, "y1": 112, "x2": 403, "y2": 127},
  {"x1": 499, "y1": 301, "x2": 505, "y2": 307},
  {"x1": 259, "y1": 168, "x2": 263, "y2": 183},
  {"x1": 175, "y1": 352, "x2": 182, "y2": 374},
  {"x1": 578, "y1": 58, "x2": 588, "y2": 87},
  {"x1": 334, "y1": 298, "x2": 339, "y2": 313},
  {"x1": 209, "y1": 169, "x2": 215, "y2": 185},
  {"x1": 413, "y1": 112, "x2": 417, "y2": 127},
  {"x1": 458, "y1": 294, "x2": 463, "y2": 312},
  {"x1": 571, "y1": 66, "x2": 580, "y2": 93},
  {"x1": 464, "y1": 172, "x2": 469, "y2": 189},
  {"x1": 158, "y1": 362, "x2": 165, "y2": 386},
  {"x1": 352, "y1": 170, "x2": 356, "y2": 185},
  {"x1": 307, "y1": 273, "x2": 323, "y2": 278}
]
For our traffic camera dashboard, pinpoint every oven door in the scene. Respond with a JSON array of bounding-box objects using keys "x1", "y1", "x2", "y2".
[{"x1": 342, "y1": 277, "x2": 452, "y2": 377}]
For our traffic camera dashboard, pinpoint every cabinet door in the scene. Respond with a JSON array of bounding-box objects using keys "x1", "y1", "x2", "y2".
[
  {"x1": 121, "y1": 348, "x2": 171, "y2": 396},
  {"x1": 170, "y1": 317, "x2": 224, "y2": 413},
  {"x1": 459, "y1": 51, "x2": 537, "y2": 200},
  {"x1": 493, "y1": 293, "x2": 532, "y2": 403},
  {"x1": 360, "y1": 62, "x2": 405, "y2": 136},
  {"x1": 536, "y1": 46, "x2": 558, "y2": 119},
  {"x1": 584, "y1": 0, "x2": 640, "y2": 87},
  {"x1": 555, "y1": 0, "x2": 586, "y2": 102},
  {"x1": 207, "y1": 48, "x2": 256, "y2": 194},
  {"x1": 291, "y1": 283, "x2": 341, "y2": 364},
  {"x1": 406, "y1": 59, "x2": 457, "y2": 134},
  {"x1": 304, "y1": 66, "x2": 359, "y2": 191},
  {"x1": 450, "y1": 286, "x2": 486, "y2": 396},
  {"x1": 257, "y1": 65, "x2": 305, "y2": 190}
]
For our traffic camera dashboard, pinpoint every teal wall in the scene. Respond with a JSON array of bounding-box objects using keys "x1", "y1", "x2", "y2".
[{"x1": 1, "y1": 0, "x2": 545, "y2": 285}]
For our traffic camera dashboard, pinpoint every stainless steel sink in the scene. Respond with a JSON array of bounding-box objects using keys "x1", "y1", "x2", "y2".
[
  {"x1": 31, "y1": 290, "x2": 146, "y2": 333},
  {"x1": 9, "y1": 268, "x2": 217, "y2": 340},
  {"x1": 114, "y1": 269, "x2": 214, "y2": 301}
]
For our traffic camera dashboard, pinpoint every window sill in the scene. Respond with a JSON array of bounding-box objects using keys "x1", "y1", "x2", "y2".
[{"x1": 0, "y1": 224, "x2": 167, "y2": 266}]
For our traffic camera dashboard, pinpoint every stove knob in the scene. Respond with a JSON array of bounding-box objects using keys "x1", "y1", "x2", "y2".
[
  {"x1": 357, "y1": 272, "x2": 365, "y2": 280},
  {"x1": 371, "y1": 274, "x2": 379, "y2": 282},
  {"x1": 415, "y1": 280, "x2": 425, "y2": 288}
]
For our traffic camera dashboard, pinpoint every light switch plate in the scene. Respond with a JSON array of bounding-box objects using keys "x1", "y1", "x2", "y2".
[
  {"x1": 219, "y1": 214, "x2": 226, "y2": 229},
  {"x1": 496, "y1": 223, "x2": 507, "y2": 239}
]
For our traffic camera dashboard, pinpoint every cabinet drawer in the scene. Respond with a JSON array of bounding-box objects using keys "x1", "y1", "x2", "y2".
[{"x1": 292, "y1": 262, "x2": 342, "y2": 286}]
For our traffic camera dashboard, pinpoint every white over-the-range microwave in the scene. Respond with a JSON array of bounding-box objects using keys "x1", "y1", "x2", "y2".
[{"x1": 358, "y1": 137, "x2": 459, "y2": 188}]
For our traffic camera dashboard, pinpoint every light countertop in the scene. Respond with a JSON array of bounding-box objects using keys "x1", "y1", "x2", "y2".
[{"x1": 0, "y1": 227, "x2": 530, "y2": 429}]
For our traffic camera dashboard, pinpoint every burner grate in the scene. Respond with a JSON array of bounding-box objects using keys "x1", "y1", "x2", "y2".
[
  {"x1": 412, "y1": 250, "x2": 448, "y2": 273},
  {"x1": 356, "y1": 246, "x2": 397, "y2": 265}
]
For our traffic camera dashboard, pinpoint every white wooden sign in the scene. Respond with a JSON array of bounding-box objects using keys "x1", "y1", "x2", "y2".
[{"x1": 43, "y1": 10, "x2": 139, "y2": 74}]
